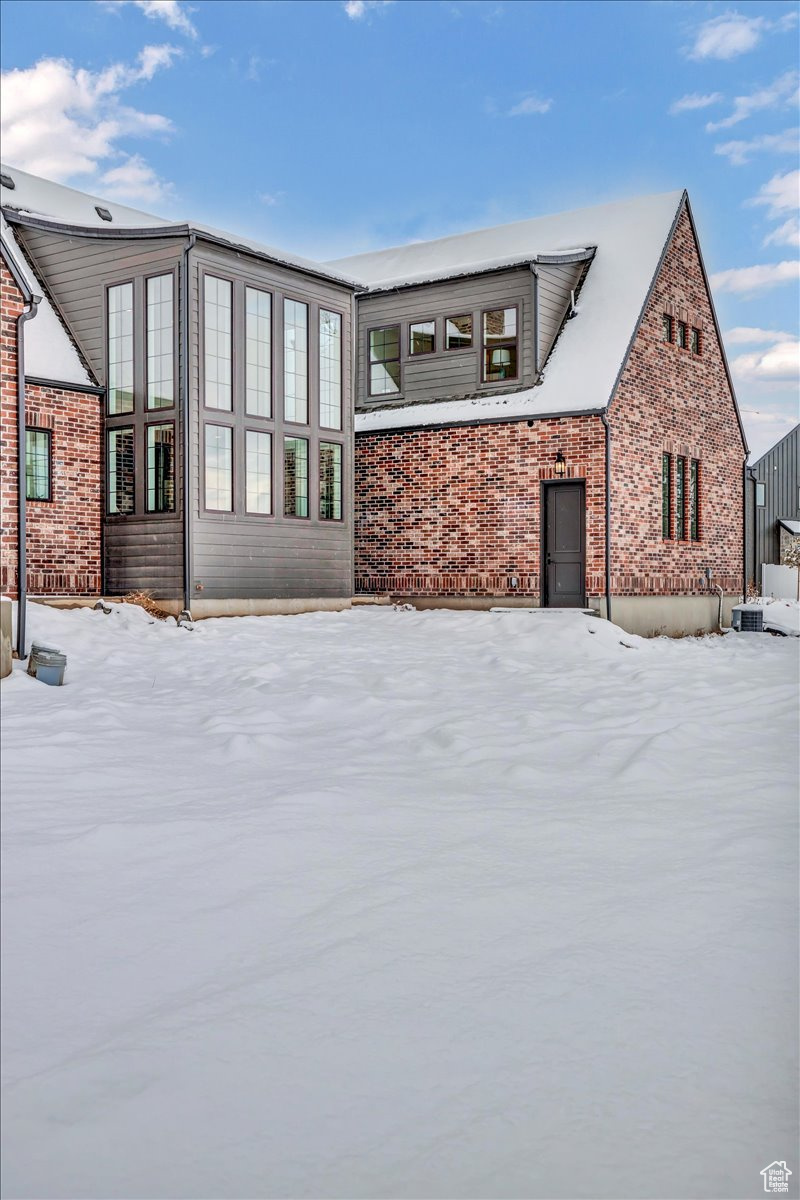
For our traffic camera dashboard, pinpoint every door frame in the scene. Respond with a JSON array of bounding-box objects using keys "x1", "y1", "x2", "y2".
[{"x1": 540, "y1": 478, "x2": 587, "y2": 608}]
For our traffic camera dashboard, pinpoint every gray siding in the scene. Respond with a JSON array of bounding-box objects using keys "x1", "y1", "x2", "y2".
[
  {"x1": 18, "y1": 228, "x2": 187, "y2": 598},
  {"x1": 188, "y1": 244, "x2": 354, "y2": 600},
  {"x1": 745, "y1": 423, "x2": 800, "y2": 588},
  {"x1": 355, "y1": 261, "x2": 583, "y2": 411}
]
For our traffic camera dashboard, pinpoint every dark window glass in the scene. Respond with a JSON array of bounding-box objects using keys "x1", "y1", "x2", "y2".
[
  {"x1": 662, "y1": 314, "x2": 673, "y2": 343},
  {"x1": 662, "y1": 452, "x2": 672, "y2": 539},
  {"x1": 677, "y1": 321, "x2": 687, "y2": 350},
  {"x1": 246, "y1": 430, "x2": 272, "y2": 515},
  {"x1": 691, "y1": 327, "x2": 701, "y2": 355},
  {"x1": 690, "y1": 459, "x2": 699, "y2": 540},
  {"x1": 675, "y1": 456, "x2": 686, "y2": 539},
  {"x1": 755, "y1": 481, "x2": 766, "y2": 507},
  {"x1": 409, "y1": 320, "x2": 435, "y2": 356},
  {"x1": 483, "y1": 308, "x2": 518, "y2": 381},
  {"x1": 205, "y1": 424, "x2": 233, "y2": 511},
  {"x1": 319, "y1": 441, "x2": 342, "y2": 520},
  {"x1": 146, "y1": 274, "x2": 174, "y2": 409},
  {"x1": 369, "y1": 326, "x2": 401, "y2": 396},
  {"x1": 108, "y1": 282, "x2": 134, "y2": 414},
  {"x1": 108, "y1": 427, "x2": 135, "y2": 515},
  {"x1": 446, "y1": 314, "x2": 473, "y2": 350},
  {"x1": 25, "y1": 429, "x2": 51, "y2": 501},
  {"x1": 284, "y1": 436, "x2": 309, "y2": 517},
  {"x1": 146, "y1": 424, "x2": 175, "y2": 513}
]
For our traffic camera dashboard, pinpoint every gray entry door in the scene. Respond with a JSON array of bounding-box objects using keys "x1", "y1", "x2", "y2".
[{"x1": 544, "y1": 482, "x2": 586, "y2": 608}]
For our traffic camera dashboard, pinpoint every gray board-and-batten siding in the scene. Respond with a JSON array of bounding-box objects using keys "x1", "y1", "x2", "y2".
[
  {"x1": 745, "y1": 422, "x2": 800, "y2": 589},
  {"x1": 12, "y1": 222, "x2": 355, "y2": 602},
  {"x1": 354, "y1": 260, "x2": 586, "y2": 410}
]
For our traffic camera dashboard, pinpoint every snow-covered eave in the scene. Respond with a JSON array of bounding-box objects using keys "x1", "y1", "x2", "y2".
[
  {"x1": 355, "y1": 388, "x2": 606, "y2": 435},
  {"x1": 356, "y1": 248, "x2": 596, "y2": 296},
  {"x1": 2, "y1": 209, "x2": 362, "y2": 291}
]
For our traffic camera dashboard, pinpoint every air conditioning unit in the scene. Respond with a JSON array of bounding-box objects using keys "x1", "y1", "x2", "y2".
[{"x1": 731, "y1": 603, "x2": 764, "y2": 633}]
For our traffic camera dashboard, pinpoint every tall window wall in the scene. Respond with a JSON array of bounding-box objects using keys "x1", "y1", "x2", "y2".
[{"x1": 201, "y1": 269, "x2": 346, "y2": 524}]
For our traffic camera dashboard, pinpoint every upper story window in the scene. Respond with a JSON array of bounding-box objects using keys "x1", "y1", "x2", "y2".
[
  {"x1": 755, "y1": 481, "x2": 766, "y2": 507},
  {"x1": 483, "y1": 307, "x2": 517, "y2": 382},
  {"x1": 662, "y1": 314, "x2": 673, "y2": 343},
  {"x1": 245, "y1": 287, "x2": 272, "y2": 418},
  {"x1": 108, "y1": 282, "x2": 134, "y2": 415},
  {"x1": 26, "y1": 428, "x2": 51, "y2": 501},
  {"x1": 446, "y1": 315, "x2": 473, "y2": 350},
  {"x1": 284, "y1": 298, "x2": 308, "y2": 423},
  {"x1": 675, "y1": 455, "x2": 686, "y2": 540},
  {"x1": 691, "y1": 327, "x2": 701, "y2": 355},
  {"x1": 676, "y1": 321, "x2": 688, "y2": 350},
  {"x1": 369, "y1": 326, "x2": 401, "y2": 396},
  {"x1": 661, "y1": 452, "x2": 672, "y2": 539},
  {"x1": 319, "y1": 309, "x2": 342, "y2": 429},
  {"x1": 146, "y1": 275, "x2": 174, "y2": 410},
  {"x1": 409, "y1": 320, "x2": 435, "y2": 356},
  {"x1": 204, "y1": 276, "x2": 232, "y2": 411}
]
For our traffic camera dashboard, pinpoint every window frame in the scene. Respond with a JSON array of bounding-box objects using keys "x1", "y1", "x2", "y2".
[
  {"x1": 283, "y1": 293, "x2": 310, "y2": 426},
  {"x1": 244, "y1": 284, "x2": 274, "y2": 421},
  {"x1": 144, "y1": 420, "x2": 176, "y2": 514},
  {"x1": 144, "y1": 269, "x2": 177, "y2": 412},
  {"x1": 689, "y1": 458, "x2": 700, "y2": 541},
  {"x1": 25, "y1": 427, "x2": 52, "y2": 502},
  {"x1": 676, "y1": 321, "x2": 688, "y2": 351},
  {"x1": 755, "y1": 480, "x2": 766, "y2": 508},
  {"x1": 481, "y1": 304, "x2": 519, "y2": 385},
  {"x1": 661, "y1": 452, "x2": 672, "y2": 540},
  {"x1": 244, "y1": 427, "x2": 274, "y2": 518},
  {"x1": 690, "y1": 327, "x2": 701, "y2": 356},
  {"x1": 675, "y1": 455, "x2": 687, "y2": 540},
  {"x1": 107, "y1": 424, "x2": 136, "y2": 517},
  {"x1": 408, "y1": 318, "x2": 436, "y2": 358},
  {"x1": 202, "y1": 272, "x2": 234, "y2": 413},
  {"x1": 367, "y1": 323, "x2": 402, "y2": 398},
  {"x1": 445, "y1": 313, "x2": 474, "y2": 351},
  {"x1": 319, "y1": 305, "x2": 344, "y2": 431},
  {"x1": 662, "y1": 314, "x2": 673, "y2": 344},
  {"x1": 105, "y1": 277, "x2": 136, "y2": 417},
  {"x1": 203, "y1": 421, "x2": 234, "y2": 514},
  {"x1": 319, "y1": 439, "x2": 344, "y2": 522},
  {"x1": 283, "y1": 434, "x2": 310, "y2": 520}
]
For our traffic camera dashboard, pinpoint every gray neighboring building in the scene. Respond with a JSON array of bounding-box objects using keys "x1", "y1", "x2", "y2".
[{"x1": 745, "y1": 423, "x2": 800, "y2": 591}]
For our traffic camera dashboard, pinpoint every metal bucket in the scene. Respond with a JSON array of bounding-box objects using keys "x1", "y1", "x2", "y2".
[
  {"x1": 29, "y1": 646, "x2": 67, "y2": 685},
  {"x1": 26, "y1": 643, "x2": 60, "y2": 676}
]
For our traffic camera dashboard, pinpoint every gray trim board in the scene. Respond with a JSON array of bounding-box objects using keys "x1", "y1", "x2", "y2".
[{"x1": 25, "y1": 375, "x2": 105, "y2": 395}]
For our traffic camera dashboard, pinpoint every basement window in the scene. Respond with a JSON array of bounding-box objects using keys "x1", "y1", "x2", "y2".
[{"x1": 25, "y1": 428, "x2": 51, "y2": 501}]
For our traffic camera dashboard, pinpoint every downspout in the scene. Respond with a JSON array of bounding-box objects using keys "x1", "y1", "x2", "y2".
[
  {"x1": 350, "y1": 290, "x2": 358, "y2": 598},
  {"x1": 181, "y1": 233, "x2": 196, "y2": 615},
  {"x1": 15, "y1": 295, "x2": 42, "y2": 659},
  {"x1": 529, "y1": 265, "x2": 540, "y2": 376},
  {"x1": 600, "y1": 411, "x2": 613, "y2": 624}
]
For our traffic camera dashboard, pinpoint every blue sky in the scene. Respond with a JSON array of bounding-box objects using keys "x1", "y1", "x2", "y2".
[{"x1": 1, "y1": 0, "x2": 797, "y2": 455}]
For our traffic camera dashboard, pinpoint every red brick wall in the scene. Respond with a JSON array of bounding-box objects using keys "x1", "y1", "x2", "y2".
[
  {"x1": 355, "y1": 416, "x2": 607, "y2": 597},
  {"x1": 354, "y1": 202, "x2": 745, "y2": 600},
  {"x1": 608, "y1": 204, "x2": 745, "y2": 595},
  {"x1": 1, "y1": 261, "x2": 102, "y2": 598}
]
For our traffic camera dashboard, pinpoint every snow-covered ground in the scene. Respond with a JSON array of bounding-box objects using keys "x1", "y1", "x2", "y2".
[{"x1": 1, "y1": 603, "x2": 798, "y2": 1200}]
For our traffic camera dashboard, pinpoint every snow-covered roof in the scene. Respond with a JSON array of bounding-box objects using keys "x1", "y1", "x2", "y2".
[
  {"x1": 330, "y1": 191, "x2": 686, "y2": 425},
  {"x1": 0, "y1": 164, "x2": 360, "y2": 288},
  {"x1": 779, "y1": 519, "x2": 800, "y2": 535},
  {"x1": 1, "y1": 216, "x2": 94, "y2": 388}
]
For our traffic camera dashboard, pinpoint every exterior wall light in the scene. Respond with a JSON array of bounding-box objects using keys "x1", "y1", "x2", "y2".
[{"x1": 554, "y1": 451, "x2": 566, "y2": 478}]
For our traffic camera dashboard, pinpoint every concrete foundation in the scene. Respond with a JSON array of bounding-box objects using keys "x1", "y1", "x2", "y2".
[
  {"x1": 0, "y1": 598, "x2": 12, "y2": 678},
  {"x1": 32, "y1": 595, "x2": 353, "y2": 620}
]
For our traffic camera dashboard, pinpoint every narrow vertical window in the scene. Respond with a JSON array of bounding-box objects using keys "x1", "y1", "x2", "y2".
[
  {"x1": 284, "y1": 436, "x2": 308, "y2": 517},
  {"x1": 146, "y1": 274, "x2": 174, "y2": 409},
  {"x1": 483, "y1": 308, "x2": 518, "y2": 381},
  {"x1": 245, "y1": 287, "x2": 271, "y2": 417},
  {"x1": 25, "y1": 428, "x2": 51, "y2": 500},
  {"x1": 677, "y1": 321, "x2": 687, "y2": 350},
  {"x1": 204, "y1": 276, "x2": 232, "y2": 410},
  {"x1": 319, "y1": 309, "x2": 342, "y2": 429},
  {"x1": 108, "y1": 427, "x2": 135, "y2": 514},
  {"x1": 205, "y1": 424, "x2": 233, "y2": 511},
  {"x1": 108, "y1": 282, "x2": 134, "y2": 414},
  {"x1": 661, "y1": 452, "x2": 672, "y2": 539},
  {"x1": 662, "y1": 314, "x2": 673, "y2": 343},
  {"x1": 368, "y1": 326, "x2": 401, "y2": 396},
  {"x1": 691, "y1": 327, "x2": 701, "y2": 356},
  {"x1": 675, "y1": 455, "x2": 686, "y2": 539},
  {"x1": 245, "y1": 430, "x2": 272, "y2": 514},
  {"x1": 755, "y1": 481, "x2": 766, "y2": 507},
  {"x1": 146, "y1": 424, "x2": 175, "y2": 513},
  {"x1": 690, "y1": 459, "x2": 699, "y2": 540},
  {"x1": 319, "y1": 442, "x2": 342, "y2": 520},
  {"x1": 284, "y1": 298, "x2": 308, "y2": 423}
]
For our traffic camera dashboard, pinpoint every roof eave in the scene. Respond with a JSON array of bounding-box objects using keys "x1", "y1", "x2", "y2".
[{"x1": 356, "y1": 248, "x2": 596, "y2": 297}]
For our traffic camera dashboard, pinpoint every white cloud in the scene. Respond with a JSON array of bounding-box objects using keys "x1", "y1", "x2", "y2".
[
  {"x1": 750, "y1": 168, "x2": 800, "y2": 216},
  {"x1": 711, "y1": 260, "x2": 800, "y2": 295},
  {"x1": 508, "y1": 94, "x2": 553, "y2": 117},
  {"x1": 258, "y1": 191, "x2": 283, "y2": 207},
  {"x1": 731, "y1": 340, "x2": 799, "y2": 384},
  {"x1": 688, "y1": 10, "x2": 797, "y2": 61},
  {"x1": 0, "y1": 48, "x2": 177, "y2": 202},
  {"x1": 99, "y1": 153, "x2": 173, "y2": 204},
  {"x1": 100, "y1": 0, "x2": 198, "y2": 38},
  {"x1": 669, "y1": 92, "x2": 723, "y2": 115},
  {"x1": 343, "y1": 0, "x2": 393, "y2": 18},
  {"x1": 764, "y1": 217, "x2": 800, "y2": 248},
  {"x1": 724, "y1": 326, "x2": 794, "y2": 346},
  {"x1": 714, "y1": 128, "x2": 798, "y2": 166},
  {"x1": 706, "y1": 70, "x2": 798, "y2": 132}
]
